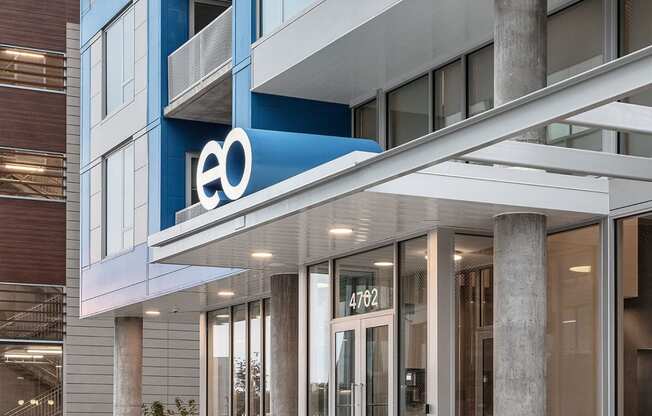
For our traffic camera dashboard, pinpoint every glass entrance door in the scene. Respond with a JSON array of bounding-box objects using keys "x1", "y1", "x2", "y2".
[{"x1": 331, "y1": 315, "x2": 393, "y2": 416}]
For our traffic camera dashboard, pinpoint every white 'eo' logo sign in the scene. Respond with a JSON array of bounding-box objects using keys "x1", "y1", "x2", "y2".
[{"x1": 196, "y1": 128, "x2": 253, "y2": 210}]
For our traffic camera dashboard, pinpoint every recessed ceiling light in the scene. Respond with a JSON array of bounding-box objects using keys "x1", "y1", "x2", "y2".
[
  {"x1": 251, "y1": 252, "x2": 272, "y2": 259},
  {"x1": 215, "y1": 314, "x2": 230, "y2": 318},
  {"x1": 27, "y1": 349, "x2": 62, "y2": 355},
  {"x1": 454, "y1": 254, "x2": 463, "y2": 261},
  {"x1": 218, "y1": 291, "x2": 235, "y2": 297},
  {"x1": 17, "y1": 400, "x2": 24, "y2": 406},
  {"x1": 569, "y1": 265, "x2": 591, "y2": 273},
  {"x1": 329, "y1": 227, "x2": 353, "y2": 235},
  {"x1": 145, "y1": 310, "x2": 160, "y2": 316},
  {"x1": 47, "y1": 400, "x2": 55, "y2": 406},
  {"x1": 373, "y1": 261, "x2": 394, "y2": 267}
]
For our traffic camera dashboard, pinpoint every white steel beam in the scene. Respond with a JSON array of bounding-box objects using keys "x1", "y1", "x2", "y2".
[
  {"x1": 462, "y1": 141, "x2": 652, "y2": 182},
  {"x1": 150, "y1": 45, "x2": 652, "y2": 260},
  {"x1": 564, "y1": 102, "x2": 652, "y2": 134}
]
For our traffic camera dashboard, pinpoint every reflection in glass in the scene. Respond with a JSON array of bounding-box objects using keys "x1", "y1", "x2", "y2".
[
  {"x1": 208, "y1": 309, "x2": 231, "y2": 416},
  {"x1": 399, "y1": 237, "x2": 427, "y2": 415},
  {"x1": 232, "y1": 305, "x2": 247, "y2": 416},
  {"x1": 335, "y1": 330, "x2": 355, "y2": 416},
  {"x1": 366, "y1": 325, "x2": 389, "y2": 416},
  {"x1": 354, "y1": 99, "x2": 378, "y2": 142},
  {"x1": 617, "y1": 214, "x2": 652, "y2": 416},
  {"x1": 620, "y1": 0, "x2": 652, "y2": 157},
  {"x1": 264, "y1": 299, "x2": 271, "y2": 416},
  {"x1": 388, "y1": 76, "x2": 429, "y2": 147},
  {"x1": 434, "y1": 61, "x2": 462, "y2": 130},
  {"x1": 309, "y1": 263, "x2": 330, "y2": 416},
  {"x1": 467, "y1": 45, "x2": 494, "y2": 117},
  {"x1": 547, "y1": 0, "x2": 603, "y2": 150},
  {"x1": 335, "y1": 246, "x2": 394, "y2": 318},
  {"x1": 250, "y1": 302, "x2": 262, "y2": 416}
]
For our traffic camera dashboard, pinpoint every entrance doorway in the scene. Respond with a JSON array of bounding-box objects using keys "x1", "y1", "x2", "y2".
[{"x1": 331, "y1": 314, "x2": 393, "y2": 416}]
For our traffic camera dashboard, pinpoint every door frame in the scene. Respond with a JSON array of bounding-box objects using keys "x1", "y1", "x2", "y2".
[{"x1": 330, "y1": 313, "x2": 394, "y2": 416}]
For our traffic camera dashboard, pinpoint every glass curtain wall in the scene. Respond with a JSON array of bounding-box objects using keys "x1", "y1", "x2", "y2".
[
  {"x1": 308, "y1": 263, "x2": 330, "y2": 416},
  {"x1": 617, "y1": 213, "x2": 652, "y2": 416},
  {"x1": 434, "y1": 61, "x2": 463, "y2": 131},
  {"x1": 455, "y1": 225, "x2": 600, "y2": 416},
  {"x1": 208, "y1": 300, "x2": 271, "y2": 416},
  {"x1": 619, "y1": 0, "x2": 652, "y2": 157},
  {"x1": 354, "y1": 99, "x2": 378, "y2": 142},
  {"x1": 547, "y1": 0, "x2": 604, "y2": 150},
  {"x1": 467, "y1": 45, "x2": 494, "y2": 118},
  {"x1": 398, "y1": 237, "x2": 428, "y2": 416}
]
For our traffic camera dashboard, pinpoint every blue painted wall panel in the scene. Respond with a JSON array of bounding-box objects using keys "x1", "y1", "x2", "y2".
[
  {"x1": 234, "y1": 0, "x2": 256, "y2": 66},
  {"x1": 148, "y1": 125, "x2": 162, "y2": 235}
]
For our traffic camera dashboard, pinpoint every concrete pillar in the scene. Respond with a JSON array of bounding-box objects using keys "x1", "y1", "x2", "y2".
[
  {"x1": 114, "y1": 317, "x2": 143, "y2": 416},
  {"x1": 493, "y1": 213, "x2": 547, "y2": 416},
  {"x1": 494, "y1": 0, "x2": 547, "y2": 144},
  {"x1": 270, "y1": 274, "x2": 299, "y2": 416}
]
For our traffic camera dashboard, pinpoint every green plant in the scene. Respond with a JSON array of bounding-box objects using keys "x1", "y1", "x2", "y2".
[{"x1": 142, "y1": 399, "x2": 198, "y2": 416}]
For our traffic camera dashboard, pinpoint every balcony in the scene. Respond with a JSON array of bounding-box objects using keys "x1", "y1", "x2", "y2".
[{"x1": 165, "y1": 6, "x2": 232, "y2": 124}]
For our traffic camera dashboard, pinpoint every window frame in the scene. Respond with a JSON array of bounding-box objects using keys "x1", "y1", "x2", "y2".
[
  {"x1": 102, "y1": 4, "x2": 136, "y2": 119},
  {"x1": 189, "y1": 0, "x2": 232, "y2": 36}
]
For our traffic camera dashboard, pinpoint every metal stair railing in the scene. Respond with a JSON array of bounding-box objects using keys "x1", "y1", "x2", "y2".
[
  {"x1": 0, "y1": 294, "x2": 64, "y2": 340},
  {"x1": 3, "y1": 385, "x2": 62, "y2": 416}
]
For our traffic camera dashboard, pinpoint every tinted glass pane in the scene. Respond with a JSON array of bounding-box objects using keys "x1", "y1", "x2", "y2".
[
  {"x1": 0, "y1": 47, "x2": 65, "y2": 91},
  {"x1": 547, "y1": 0, "x2": 603, "y2": 150},
  {"x1": 106, "y1": 18, "x2": 123, "y2": 114},
  {"x1": 399, "y1": 237, "x2": 427, "y2": 416},
  {"x1": 260, "y1": 0, "x2": 282, "y2": 36},
  {"x1": 0, "y1": 343, "x2": 62, "y2": 415},
  {"x1": 232, "y1": 305, "x2": 246, "y2": 416},
  {"x1": 308, "y1": 263, "x2": 330, "y2": 416},
  {"x1": 388, "y1": 76, "x2": 429, "y2": 147},
  {"x1": 334, "y1": 330, "x2": 355, "y2": 416},
  {"x1": 434, "y1": 61, "x2": 462, "y2": 130},
  {"x1": 208, "y1": 309, "x2": 231, "y2": 416},
  {"x1": 249, "y1": 302, "x2": 262, "y2": 416},
  {"x1": 0, "y1": 285, "x2": 64, "y2": 341},
  {"x1": 620, "y1": 0, "x2": 652, "y2": 157},
  {"x1": 617, "y1": 214, "x2": 652, "y2": 415},
  {"x1": 105, "y1": 150, "x2": 124, "y2": 256},
  {"x1": 354, "y1": 99, "x2": 377, "y2": 142},
  {"x1": 467, "y1": 45, "x2": 494, "y2": 117},
  {"x1": 366, "y1": 325, "x2": 389, "y2": 416},
  {"x1": 264, "y1": 299, "x2": 271, "y2": 416},
  {"x1": 335, "y1": 246, "x2": 394, "y2": 318},
  {"x1": 194, "y1": 3, "x2": 228, "y2": 34}
]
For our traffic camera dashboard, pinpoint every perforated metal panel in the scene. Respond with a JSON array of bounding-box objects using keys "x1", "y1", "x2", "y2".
[{"x1": 168, "y1": 7, "x2": 232, "y2": 102}]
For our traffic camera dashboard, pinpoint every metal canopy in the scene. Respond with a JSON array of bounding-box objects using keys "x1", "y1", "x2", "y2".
[{"x1": 149, "y1": 45, "x2": 652, "y2": 269}]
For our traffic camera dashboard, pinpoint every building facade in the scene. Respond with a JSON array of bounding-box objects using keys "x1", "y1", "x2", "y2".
[
  {"x1": 0, "y1": 1, "x2": 79, "y2": 415},
  {"x1": 78, "y1": 1, "x2": 652, "y2": 416}
]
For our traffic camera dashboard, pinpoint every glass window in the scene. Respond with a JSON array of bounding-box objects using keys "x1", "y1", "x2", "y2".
[
  {"x1": 249, "y1": 302, "x2": 262, "y2": 416},
  {"x1": 0, "y1": 148, "x2": 64, "y2": 200},
  {"x1": 620, "y1": 0, "x2": 652, "y2": 157},
  {"x1": 192, "y1": 0, "x2": 230, "y2": 35},
  {"x1": 467, "y1": 45, "x2": 494, "y2": 118},
  {"x1": 434, "y1": 60, "x2": 463, "y2": 130},
  {"x1": 547, "y1": 0, "x2": 603, "y2": 150},
  {"x1": 105, "y1": 143, "x2": 134, "y2": 257},
  {"x1": 455, "y1": 226, "x2": 600, "y2": 416},
  {"x1": 232, "y1": 304, "x2": 247, "y2": 416},
  {"x1": 388, "y1": 76, "x2": 429, "y2": 148},
  {"x1": 308, "y1": 263, "x2": 330, "y2": 416},
  {"x1": 187, "y1": 154, "x2": 200, "y2": 206},
  {"x1": 0, "y1": 46, "x2": 65, "y2": 92},
  {"x1": 105, "y1": 7, "x2": 135, "y2": 116},
  {"x1": 208, "y1": 309, "x2": 231, "y2": 416},
  {"x1": 334, "y1": 245, "x2": 394, "y2": 318},
  {"x1": 259, "y1": 0, "x2": 312, "y2": 37},
  {"x1": 264, "y1": 298, "x2": 271, "y2": 416},
  {"x1": 398, "y1": 237, "x2": 427, "y2": 416},
  {"x1": 354, "y1": 99, "x2": 377, "y2": 142},
  {"x1": 617, "y1": 213, "x2": 652, "y2": 415},
  {"x1": 0, "y1": 285, "x2": 64, "y2": 342},
  {"x1": 0, "y1": 343, "x2": 62, "y2": 416}
]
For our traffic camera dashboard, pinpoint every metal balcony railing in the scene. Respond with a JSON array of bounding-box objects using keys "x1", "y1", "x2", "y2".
[{"x1": 168, "y1": 6, "x2": 232, "y2": 103}]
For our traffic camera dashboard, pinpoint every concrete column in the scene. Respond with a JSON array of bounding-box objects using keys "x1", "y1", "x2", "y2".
[
  {"x1": 270, "y1": 274, "x2": 299, "y2": 416},
  {"x1": 114, "y1": 317, "x2": 143, "y2": 416},
  {"x1": 493, "y1": 213, "x2": 547, "y2": 416},
  {"x1": 494, "y1": 0, "x2": 547, "y2": 144}
]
